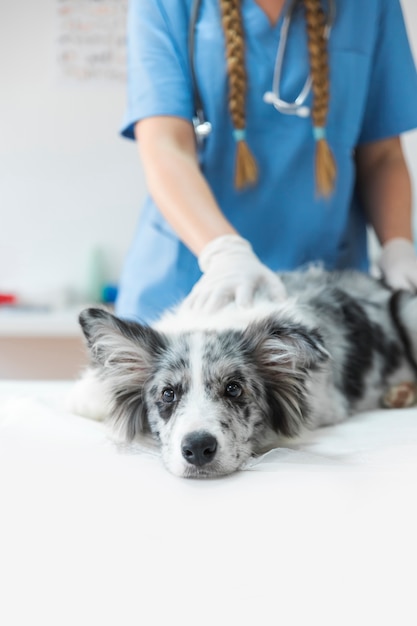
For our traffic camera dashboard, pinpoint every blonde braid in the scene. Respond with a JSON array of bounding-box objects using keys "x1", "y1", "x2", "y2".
[
  {"x1": 302, "y1": 0, "x2": 337, "y2": 197},
  {"x1": 219, "y1": 0, "x2": 258, "y2": 190}
]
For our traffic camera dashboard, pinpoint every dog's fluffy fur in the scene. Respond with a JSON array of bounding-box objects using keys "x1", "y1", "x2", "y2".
[{"x1": 70, "y1": 269, "x2": 417, "y2": 478}]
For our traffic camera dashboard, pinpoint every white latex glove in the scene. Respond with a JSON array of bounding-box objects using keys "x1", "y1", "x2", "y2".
[
  {"x1": 377, "y1": 237, "x2": 417, "y2": 291},
  {"x1": 183, "y1": 234, "x2": 287, "y2": 313}
]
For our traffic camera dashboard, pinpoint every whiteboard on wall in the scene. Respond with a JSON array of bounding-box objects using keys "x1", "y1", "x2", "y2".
[{"x1": 55, "y1": 0, "x2": 128, "y2": 84}]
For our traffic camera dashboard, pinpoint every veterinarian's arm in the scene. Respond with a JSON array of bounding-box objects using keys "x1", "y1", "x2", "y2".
[
  {"x1": 135, "y1": 117, "x2": 236, "y2": 256},
  {"x1": 135, "y1": 117, "x2": 286, "y2": 310},
  {"x1": 355, "y1": 136, "x2": 417, "y2": 290}
]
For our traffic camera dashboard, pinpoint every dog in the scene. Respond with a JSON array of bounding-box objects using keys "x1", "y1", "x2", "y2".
[{"x1": 70, "y1": 269, "x2": 417, "y2": 478}]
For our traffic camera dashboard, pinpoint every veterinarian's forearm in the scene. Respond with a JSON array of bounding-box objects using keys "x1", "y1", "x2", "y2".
[
  {"x1": 355, "y1": 136, "x2": 413, "y2": 245},
  {"x1": 135, "y1": 117, "x2": 236, "y2": 256}
]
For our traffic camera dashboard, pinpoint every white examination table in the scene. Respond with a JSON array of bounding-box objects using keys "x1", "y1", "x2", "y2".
[{"x1": 0, "y1": 381, "x2": 416, "y2": 626}]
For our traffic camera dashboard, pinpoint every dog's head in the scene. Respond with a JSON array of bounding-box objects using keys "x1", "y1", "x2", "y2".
[{"x1": 79, "y1": 308, "x2": 328, "y2": 477}]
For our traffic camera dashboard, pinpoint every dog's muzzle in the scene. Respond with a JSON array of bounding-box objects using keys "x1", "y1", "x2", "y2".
[{"x1": 181, "y1": 431, "x2": 218, "y2": 467}]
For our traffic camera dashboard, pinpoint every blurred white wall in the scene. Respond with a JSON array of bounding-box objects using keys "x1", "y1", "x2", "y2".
[
  {"x1": 0, "y1": 0, "x2": 144, "y2": 304},
  {"x1": 0, "y1": 0, "x2": 416, "y2": 305}
]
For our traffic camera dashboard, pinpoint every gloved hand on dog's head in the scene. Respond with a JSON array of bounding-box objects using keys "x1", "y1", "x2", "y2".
[
  {"x1": 183, "y1": 234, "x2": 287, "y2": 313},
  {"x1": 378, "y1": 237, "x2": 417, "y2": 292}
]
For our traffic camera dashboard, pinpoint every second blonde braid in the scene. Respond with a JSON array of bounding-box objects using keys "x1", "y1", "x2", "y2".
[
  {"x1": 219, "y1": 0, "x2": 258, "y2": 190},
  {"x1": 302, "y1": 0, "x2": 337, "y2": 196}
]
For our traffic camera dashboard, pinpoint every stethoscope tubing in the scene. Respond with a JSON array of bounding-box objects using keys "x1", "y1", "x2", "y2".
[
  {"x1": 190, "y1": 0, "x2": 335, "y2": 135},
  {"x1": 189, "y1": 0, "x2": 212, "y2": 139}
]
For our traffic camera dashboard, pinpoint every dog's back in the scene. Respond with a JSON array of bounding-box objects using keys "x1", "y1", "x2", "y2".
[{"x1": 280, "y1": 270, "x2": 417, "y2": 422}]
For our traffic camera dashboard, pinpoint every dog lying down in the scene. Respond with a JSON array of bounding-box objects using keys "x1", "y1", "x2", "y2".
[{"x1": 70, "y1": 269, "x2": 417, "y2": 478}]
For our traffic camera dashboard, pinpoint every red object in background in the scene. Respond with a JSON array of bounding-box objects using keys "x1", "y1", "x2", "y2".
[{"x1": 0, "y1": 294, "x2": 17, "y2": 305}]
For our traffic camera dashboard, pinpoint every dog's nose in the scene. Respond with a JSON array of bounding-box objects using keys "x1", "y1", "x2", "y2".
[{"x1": 181, "y1": 432, "x2": 218, "y2": 466}]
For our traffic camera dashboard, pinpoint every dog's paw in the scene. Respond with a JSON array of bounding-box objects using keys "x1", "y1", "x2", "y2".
[
  {"x1": 381, "y1": 381, "x2": 417, "y2": 409},
  {"x1": 65, "y1": 369, "x2": 110, "y2": 421}
]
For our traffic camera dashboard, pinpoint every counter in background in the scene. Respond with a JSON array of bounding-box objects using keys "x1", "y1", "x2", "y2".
[{"x1": 0, "y1": 306, "x2": 90, "y2": 380}]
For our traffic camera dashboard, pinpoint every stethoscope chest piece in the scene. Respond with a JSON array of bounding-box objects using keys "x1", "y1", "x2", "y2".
[
  {"x1": 263, "y1": 90, "x2": 310, "y2": 118},
  {"x1": 193, "y1": 118, "x2": 212, "y2": 139},
  {"x1": 262, "y1": 0, "x2": 334, "y2": 119}
]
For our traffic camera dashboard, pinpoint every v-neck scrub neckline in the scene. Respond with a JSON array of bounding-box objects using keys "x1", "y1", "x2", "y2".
[{"x1": 246, "y1": 0, "x2": 287, "y2": 33}]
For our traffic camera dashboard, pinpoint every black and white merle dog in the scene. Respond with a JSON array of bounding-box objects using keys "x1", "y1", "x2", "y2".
[{"x1": 70, "y1": 269, "x2": 417, "y2": 478}]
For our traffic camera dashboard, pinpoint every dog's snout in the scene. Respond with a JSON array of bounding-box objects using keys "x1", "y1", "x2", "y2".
[{"x1": 181, "y1": 432, "x2": 218, "y2": 466}]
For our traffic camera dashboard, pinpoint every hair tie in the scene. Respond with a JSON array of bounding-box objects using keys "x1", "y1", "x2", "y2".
[
  {"x1": 233, "y1": 128, "x2": 247, "y2": 142},
  {"x1": 313, "y1": 126, "x2": 326, "y2": 142}
]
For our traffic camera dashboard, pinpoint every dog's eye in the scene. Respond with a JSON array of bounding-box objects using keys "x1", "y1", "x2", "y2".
[
  {"x1": 162, "y1": 388, "x2": 176, "y2": 403},
  {"x1": 225, "y1": 382, "x2": 242, "y2": 399}
]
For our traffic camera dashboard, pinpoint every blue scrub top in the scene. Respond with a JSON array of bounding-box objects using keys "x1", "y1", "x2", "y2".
[{"x1": 117, "y1": 0, "x2": 417, "y2": 323}]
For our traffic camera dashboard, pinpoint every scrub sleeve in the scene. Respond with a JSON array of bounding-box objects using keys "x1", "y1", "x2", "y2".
[{"x1": 117, "y1": 0, "x2": 200, "y2": 323}]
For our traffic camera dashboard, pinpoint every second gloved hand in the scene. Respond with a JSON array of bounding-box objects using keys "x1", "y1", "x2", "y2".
[
  {"x1": 183, "y1": 234, "x2": 287, "y2": 313},
  {"x1": 377, "y1": 237, "x2": 417, "y2": 291}
]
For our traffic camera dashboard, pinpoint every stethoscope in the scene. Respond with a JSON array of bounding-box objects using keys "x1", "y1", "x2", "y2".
[{"x1": 189, "y1": 0, "x2": 336, "y2": 141}]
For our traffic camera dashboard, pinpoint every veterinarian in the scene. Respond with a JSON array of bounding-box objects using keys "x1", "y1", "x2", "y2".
[{"x1": 116, "y1": 0, "x2": 417, "y2": 323}]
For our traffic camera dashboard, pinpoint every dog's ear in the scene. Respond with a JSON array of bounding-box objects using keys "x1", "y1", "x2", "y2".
[
  {"x1": 78, "y1": 308, "x2": 167, "y2": 439},
  {"x1": 244, "y1": 316, "x2": 329, "y2": 437},
  {"x1": 79, "y1": 308, "x2": 165, "y2": 369},
  {"x1": 246, "y1": 316, "x2": 329, "y2": 372}
]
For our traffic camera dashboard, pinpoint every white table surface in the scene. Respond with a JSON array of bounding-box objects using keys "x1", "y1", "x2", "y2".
[{"x1": 1, "y1": 381, "x2": 417, "y2": 626}]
